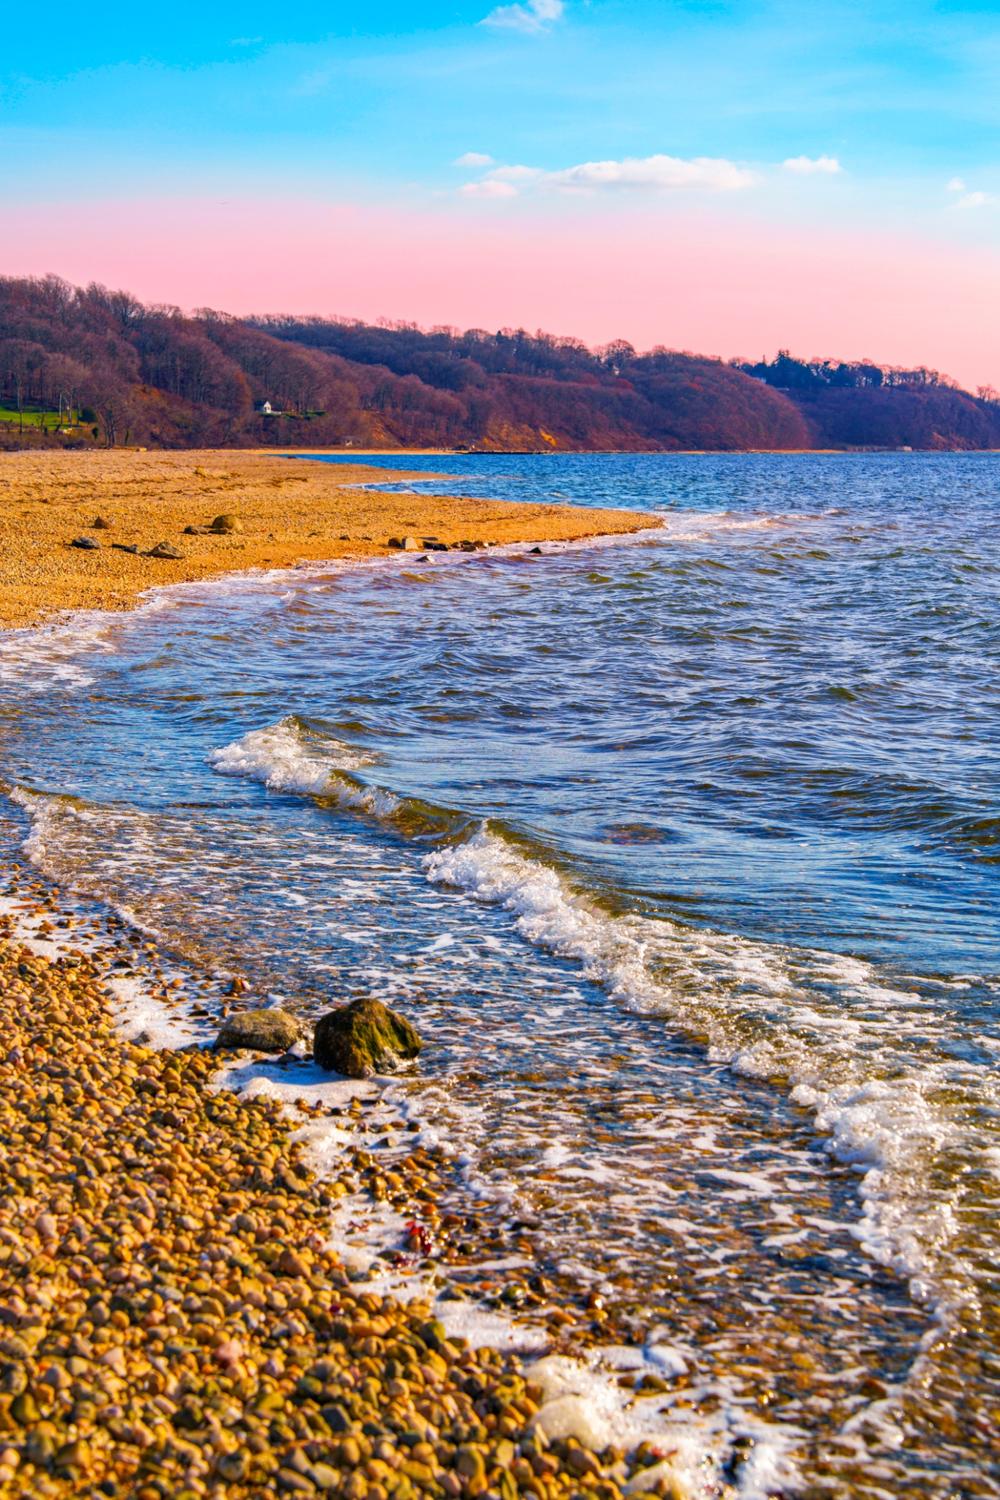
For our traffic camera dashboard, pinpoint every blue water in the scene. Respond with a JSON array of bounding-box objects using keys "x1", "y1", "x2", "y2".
[
  {"x1": 312, "y1": 452, "x2": 1000, "y2": 971},
  {"x1": 1, "y1": 452, "x2": 998, "y2": 1496}
]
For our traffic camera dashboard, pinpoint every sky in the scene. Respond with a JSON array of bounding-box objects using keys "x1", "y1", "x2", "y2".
[{"x1": 2, "y1": 0, "x2": 998, "y2": 386}]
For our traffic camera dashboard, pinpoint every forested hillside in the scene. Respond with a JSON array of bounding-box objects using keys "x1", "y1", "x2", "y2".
[{"x1": 2, "y1": 275, "x2": 997, "y2": 452}]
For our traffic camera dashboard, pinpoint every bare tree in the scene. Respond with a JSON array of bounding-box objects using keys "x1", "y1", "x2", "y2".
[
  {"x1": 0, "y1": 340, "x2": 47, "y2": 439},
  {"x1": 83, "y1": 362, "x2": 138, "y2": 447}
]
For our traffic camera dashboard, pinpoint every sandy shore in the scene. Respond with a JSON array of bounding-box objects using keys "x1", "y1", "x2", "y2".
[{"x1": 0, "y1": 450, "x2": 654, "y2": 630}]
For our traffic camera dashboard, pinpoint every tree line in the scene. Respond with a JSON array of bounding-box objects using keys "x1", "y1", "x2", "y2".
[{"x1": 1, "y1": 275, "x2": 997, "y2": 452}]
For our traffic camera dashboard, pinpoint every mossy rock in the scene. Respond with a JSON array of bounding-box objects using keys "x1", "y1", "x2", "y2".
[
  {"x1": 214, "y1": 1008, "x2": 302, "y2": 1053},
  {"x1": 210, "y1": 514, "x2": 244, "y2": 534},
  {"x1": 313, "y1": 999, "x2": 422, "y2": 1078}
]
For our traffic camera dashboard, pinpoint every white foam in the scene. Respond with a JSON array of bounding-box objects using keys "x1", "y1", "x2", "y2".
[
  {"x1": 106, "y1": 974, "x2": 198, "y2": 1050},
  {"x1": 525, "y1": 1350, "x2": 801, "y2": 1499},
  {"x1": 422, "y1": 826, "x2": 982, "y2": 1315},
  {"x1": 0, "y1": 589, "x2": 181, "y2": 694},
  {"x1": 0, "y1": 613, "x2": 116, "y2": 692},
  {"x1": 208, "y1": 717, "x2": 373, "y2": 792},
  {"x1": 211, "y1": 1052, "x2": 745, "y2": 1493},
  {"x1": 201, "y1": 718, "x2": 985, "y2": 1318},
  {"x1": 2, "y1": 818, "x2": 797, "y2": 1496},
  {"x1": 209, "y1": 719, "x2": 402, "y2": 819},
  {"x1": 0, "y1": 891, "x2": 201, "y2": 1050}
]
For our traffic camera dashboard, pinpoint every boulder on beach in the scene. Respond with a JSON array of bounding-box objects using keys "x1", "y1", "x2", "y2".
[
  {"x1": 70, "y1": 536, "x2": 101, "y2": 550},
  {"x1": 210, "y1": 514, "x2": 243, "y2": 534},
  {"x1": 214, "y1": 1008, "x2": 302, "y2": 1053},
  {"x1": 146, "y1": 541, "x2": 185, "y2": 560},
  {"x1": 313, "y1": 998, "x2": 422, "y2": 1077}
]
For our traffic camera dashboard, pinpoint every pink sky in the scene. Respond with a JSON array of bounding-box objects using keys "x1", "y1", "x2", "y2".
[{"x1": 7, "y1": 196, "x2": 997, "y2": 391}]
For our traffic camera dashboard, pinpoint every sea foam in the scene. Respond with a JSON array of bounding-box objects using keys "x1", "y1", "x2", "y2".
[
  {"x1": 423, "y1": 826, "x2": 971, "y2": 1311},
  {"x1": 203, "y1": 715, "x2": 982, "y2": 1323}
]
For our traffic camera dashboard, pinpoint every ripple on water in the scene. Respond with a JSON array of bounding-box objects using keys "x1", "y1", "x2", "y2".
[{"x1": 1, "y1": 452, "x2": 999, "y2": 1497}]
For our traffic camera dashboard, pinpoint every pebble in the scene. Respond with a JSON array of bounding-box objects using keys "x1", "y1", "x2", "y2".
[{"x1": 0, "y1": 885, "x2": 640, "y2": 1500}]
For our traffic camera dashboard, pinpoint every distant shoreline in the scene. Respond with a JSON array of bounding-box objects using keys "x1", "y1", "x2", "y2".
[
  {"x1": 0, "y1": 447, "x2": 655, "y2": 631},
  {"x1": 273, "y1": 445, "x2": 1000, "y2": 456}
]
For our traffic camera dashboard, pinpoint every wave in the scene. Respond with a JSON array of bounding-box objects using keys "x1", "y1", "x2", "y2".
[
  {"x1": 422, "y1": 829, "x2": 968, "y2": 1301},
  {"x1": 208, "y1": 717, "x2": 378, "y2": 792},
  {"x1": 205, "y1": 717, "x2": 995, "y2": 1324},
  {"x1": 208, "y1": 717, "x2": 485, "y2": 840}
]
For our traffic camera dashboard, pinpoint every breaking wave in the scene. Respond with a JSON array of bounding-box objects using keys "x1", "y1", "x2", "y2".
[{"x1": 207, "y1": 716, "x2": 995, "y2": 1325}]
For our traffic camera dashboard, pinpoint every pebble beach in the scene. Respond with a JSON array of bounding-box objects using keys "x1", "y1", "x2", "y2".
[
  {"x1": 1, "y1": 448, "x2": 997, "y2": 1500},
  {"x1": 0, "y1": 866, "x2": 667, "y2": 1500},
  {"x1": 0, "y1": 452, "x2": 674, "y2": 1500}
]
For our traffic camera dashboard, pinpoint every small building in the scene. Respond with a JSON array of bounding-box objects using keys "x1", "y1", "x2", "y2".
[{"x1": 255, "y1": 400, "x2": 282, "y2": 416}]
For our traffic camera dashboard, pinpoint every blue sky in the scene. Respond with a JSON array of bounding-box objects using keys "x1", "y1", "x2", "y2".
[
  {"x1": 3, "y1": 0, "x2": 998, "y2": 213},
  {"x1": 3, "y1": 2, "x2": 998, "y2": 387}
]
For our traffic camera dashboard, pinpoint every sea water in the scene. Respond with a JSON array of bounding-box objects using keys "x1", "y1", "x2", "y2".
[{"x1": 0, "y1": 453, "x2": 997, "y2": 1497}]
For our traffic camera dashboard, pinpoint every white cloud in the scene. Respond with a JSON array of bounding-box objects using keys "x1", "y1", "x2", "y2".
[
  {"x1": 455, "y1": 152, "x2": 495, "y2": 168},
  {"x1": 482, "y1": 0, "x2": 565, "y2": 35},
  {"x1": 460, "y1": 179, "x2": 518, "y2": 199},
  {"x1": 944, "y1": 175, "x2": 996, "y2": 207},
  {"x1": 488, "y1": 165, "x2": 548, "y2": 185},
  {"x1": 466, "y1": 153, "x2": 756, "y2": 197},
  {"x1": 955, "y1": 190, "x2": 996, "y2": 209},
  {"x1": 782, "y1": 155, "x2": 842, "y2": 175}
]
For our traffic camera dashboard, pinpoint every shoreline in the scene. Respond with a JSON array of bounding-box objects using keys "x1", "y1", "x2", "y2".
[
  {"x1": 0, "y1": 849, "x2": 698, "y2": 1500},
  {"x1": 0, "y1": 449, "x2": 654, "y2": 631},
  {"x1": 0, "y1": 451, "x2": 701, "y2": 1496}
]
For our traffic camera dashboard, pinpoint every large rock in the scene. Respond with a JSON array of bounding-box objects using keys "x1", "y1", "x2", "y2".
[
  {"x1": 214, "y1": 1008, "x2": 302, "y2": 1053},
  {"x1": 313, "y1": 999, "x2": 422, "y2": 1077},
  {"x1": 211, "y1": 514, "x2": 243, "y2": 534}
]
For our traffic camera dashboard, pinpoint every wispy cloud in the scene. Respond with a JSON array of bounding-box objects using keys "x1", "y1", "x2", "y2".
[
  {"x1": 460, "y1": 179, "x2": 518, "y2": 198},
  {"x1": 947, "y1": 176, "x2": 995, "y2": 208},
  {"x1": 955, "y1": 190, "x2": 996, "y2": 209},
  {"x1": 463, "y1": 153, "x2": 757, "y2": 197},
  {"x1": 455, "y1": 152, "x2": 495, "y2": 168},
  {"x1": 481, "y1": 0, "x2": 565, "y2": 36},
  {"x1": 782, "y1": 155, "x2": 842, "y2": 175}
]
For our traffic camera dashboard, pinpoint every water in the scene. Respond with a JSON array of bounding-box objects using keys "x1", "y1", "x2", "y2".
[{"x1": 1, "y1": 452, "x2": 998, "y2": 1496}]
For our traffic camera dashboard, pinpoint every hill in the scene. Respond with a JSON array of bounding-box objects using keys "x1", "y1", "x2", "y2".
[{"x1": 1, "y1": 275, "x2": 997, "y2": 452}]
